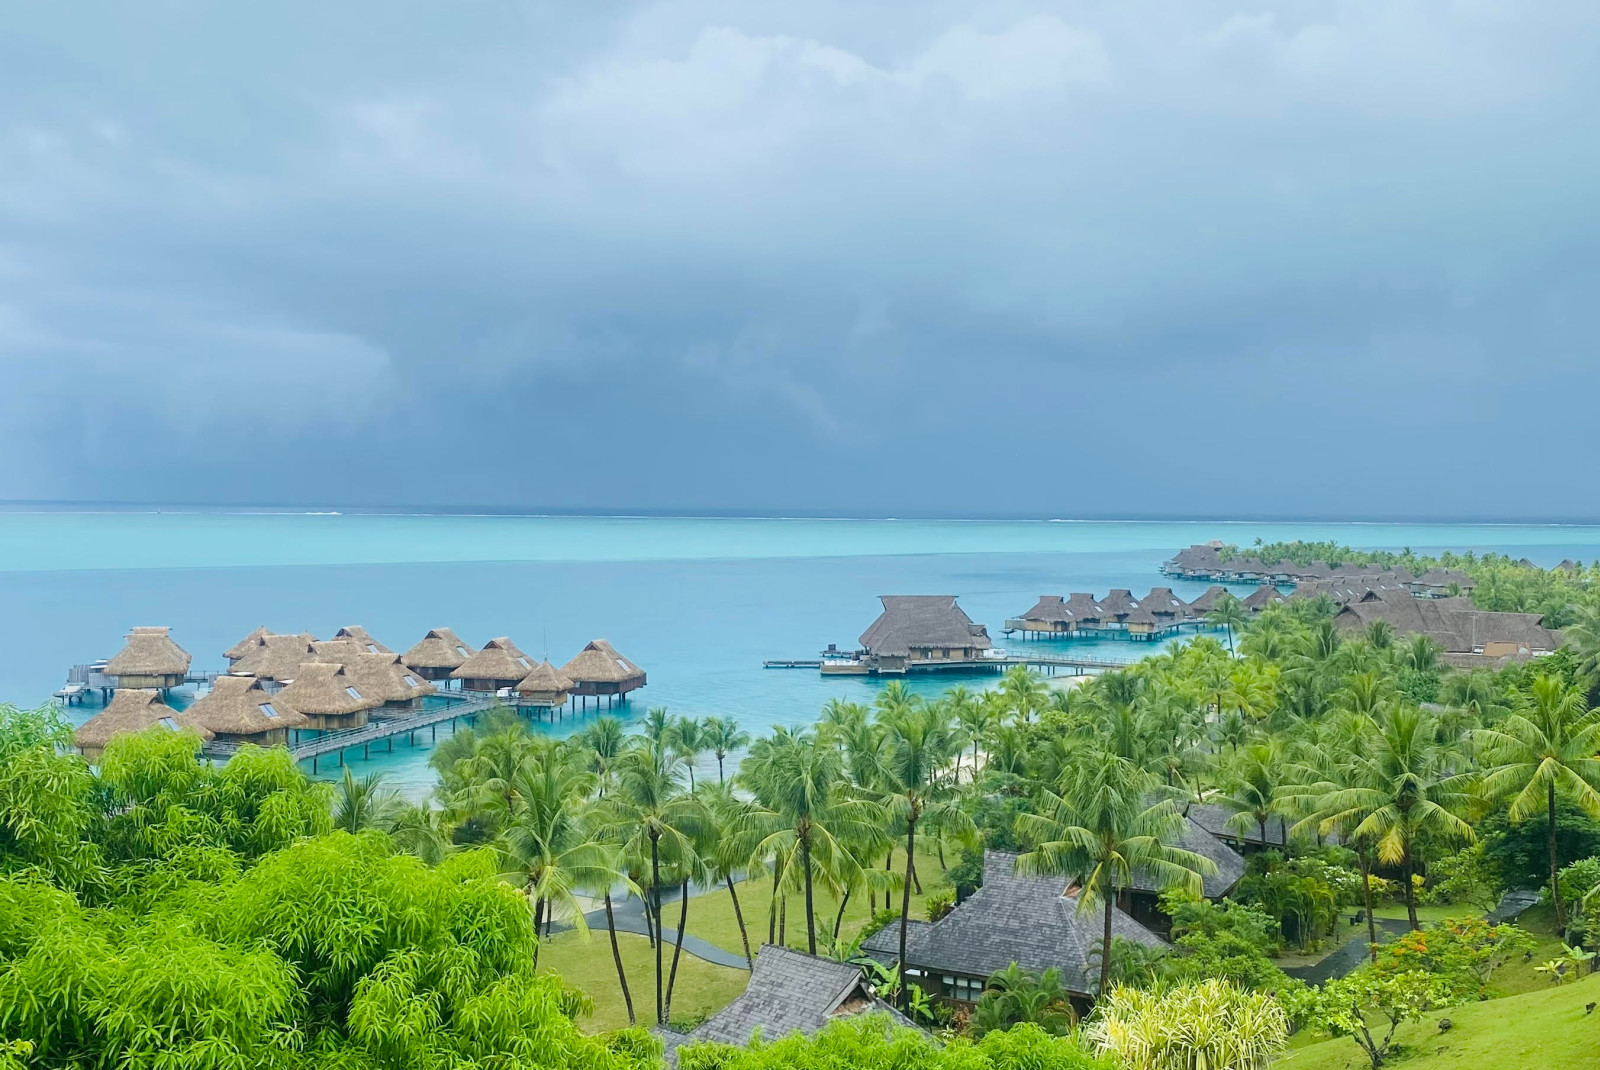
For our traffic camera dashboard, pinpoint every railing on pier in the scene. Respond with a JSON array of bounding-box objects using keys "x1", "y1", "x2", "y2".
[{"x1": 202, "y1": 693, "x2": 500, "y2": 769}]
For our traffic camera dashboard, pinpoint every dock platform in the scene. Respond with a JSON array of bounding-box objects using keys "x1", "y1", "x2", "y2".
[{"x1": 203, "y1": 693, "x2": 501, "y2": 771}]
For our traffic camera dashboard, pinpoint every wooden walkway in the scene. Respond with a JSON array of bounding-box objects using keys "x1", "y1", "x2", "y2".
[
  {"x1": 763, "y1": 652, "x2": 1140, "y2": 675},
  {"x1": 202, "y1": 693, "x2": 501, "y2": 770}
]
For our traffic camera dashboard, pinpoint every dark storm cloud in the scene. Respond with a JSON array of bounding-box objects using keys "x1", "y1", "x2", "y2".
[{"x1": 3, "y1": 1, "x2": 1598, "y2": 518}]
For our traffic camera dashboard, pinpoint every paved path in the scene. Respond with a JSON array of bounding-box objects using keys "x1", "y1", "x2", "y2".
[
  {"x1": 549, "y1": 884, "x2": 754, "y2": 972},
  {"x1": 1282, "y1": 918, "x2": 1410, "y2": 984}
]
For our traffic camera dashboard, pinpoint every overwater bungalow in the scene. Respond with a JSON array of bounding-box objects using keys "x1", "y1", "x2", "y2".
[
  {"x1": 845, "y1": 595, "x2": 993, "y2": 674},
  {"x1": 516, "y1": 660, "x2": 575, "y2": 708},
  {"x1": 74, "y1": 688, "x2": 209, "y2": 762},
  {"x1": 310, "y1": 639, "x2": 369, "y2": 664},
  {"x1": 333, "y1": 626, "x2": 392, "y2": 654},
  {"x1": 1005, "y1": 589, "x2": 1202, "y2": 642},
  {"x1": 1185, "y1": 586, "x2": 1231, "y2": 616},
  {"x1": 223, "y1": 626, "x2": 270, "y2": 666},
  {"x1": 1144, "y1": 588, "x2": 1190, "y2": 624},
  {"x1": 561, "y1": 640, "x2": 647, "y2": 702},
  {"x1": 1241, "y1": 585, "x2": 1287, "y2": 612},
  {"x1": 105, "y1": 626, "x2": 191, "y2": 691},
  {"x1": 178, "y1": 675, "x2": 309, "y2": 747},
  {"x1": 452, "y1": 637, "x2": 536, "y2": 693},
  {"x1": 275, "y1": 662, "x2": 381, "y2": 731},
  {"x1": 401, "y1": 628, "x2": 476, "y2": 683},
  {"x1": 1004, "y1": 594, "x2": 1102, "y2": 637},
  {"x1": 311, "y1": 645, "x2": 438, "y2": 714},
  {"x1": 228, "y1": 632, "x2": 317, "y2": 686}
]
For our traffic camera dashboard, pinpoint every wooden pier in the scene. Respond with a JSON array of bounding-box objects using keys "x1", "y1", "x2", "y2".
[{"x1": 764, "y1": 652, "x2": 1139, "y2": 676}]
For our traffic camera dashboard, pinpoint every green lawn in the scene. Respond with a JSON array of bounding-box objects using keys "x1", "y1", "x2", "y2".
[
  {"x1": 1275, "y1": 970, "x2": 1600, "y2": 1069},
  {"x1": 685, "y1": 844, "x2": 955, "y2": 956},
  {"x1": 538, "y1": 928, "x2": 750, "y2": 1033}
]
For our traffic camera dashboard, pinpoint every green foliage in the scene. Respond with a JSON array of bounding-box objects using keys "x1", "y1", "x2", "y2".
[
  {"x1": 1371, "y1": 917, "x2": 1537, "y2": 999},
  {"x1": 1479, "y1": 804, "x2": 1600, "y2": 889},
  {"x1": 1422, "y1": 843, "x2": 1505, "y2": 914},
  {"x1": 1309, "y1": 970, "x2": 1457, "y2": 1068},
  {"x1": 924, "y1": 888, "x2": 955, "y2": 922},
  {"x1": 1234, "y1": 852, "x2": 1358, "y2": 949},
  {"x1": 1158, "y1": 892, "x2": 1299, "y2": 996},
  {"x1": 677, "y1": 1016, "x2": 1113, "y2": 1070},
  {"x1": 970, "y1": 964, "x2": 1075, "y2": 1036},
  {"x1": 1087, "y1": 979, "x2": 1289, "y2": 1070}
]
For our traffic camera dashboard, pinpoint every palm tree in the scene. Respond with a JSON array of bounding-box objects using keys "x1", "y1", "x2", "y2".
[
  {"x1": 1560, "y1": 602, "x2": 1600, "y2": 682},
  {"x1": 1016, "y1": 754, "x2": 1215, "y2": 997},
  {"x1": 697, "y1": 781, "x2": 758, "y2": 967},
  {"x1": 331, "y1": 767, "x2": 403, "y2": 833},
  {"x1": 576, "y1": 716, "x2": 626, "y2": 796},
  {"x1": 1000, "y1": 666, "x2": 1050, "y2": 723},
  {"x1": 670, "y1": 715, "x2": 709, "y2": 789},
  {"x1": 597, "y1": 741, "x2": 711, "y2": 1025},
  {"x1": 869, "y1": 701, "x2": 976, "y2": 1005},
  {"x1": 945, "y1": 686, "x2": 987, "y2": 779},
  {"x1": 1208, "y1": 594, "x2": 1248, "y2": 655},
  {"x1": 737, "y1": 729, "x2": 886, "y2": 954},
  {"x1": 388, "y1": 801, "x2": 452, "y2": 864},
  {"x1": 1217, "y1": 739, "x2": 1289, "y2": 846},
  {"x1": 702, "y1": 716, "x2": 751, "y2": 785},
  {"x1": 1317, "y1": 705, "x2": 1476, "y2": 929},
  {"x1": 1474, "y1": 675, "x2": 1600, "y2": 928}
]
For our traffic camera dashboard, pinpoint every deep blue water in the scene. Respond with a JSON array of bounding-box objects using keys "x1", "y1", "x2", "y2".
[{"x1": 4, "y1": 511, "x2": 1599, "y2": 796}]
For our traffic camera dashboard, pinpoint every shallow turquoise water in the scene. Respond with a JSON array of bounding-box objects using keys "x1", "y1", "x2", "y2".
[{"x1": 4, "y1": 511, "x2": 1598, "y2": 797}]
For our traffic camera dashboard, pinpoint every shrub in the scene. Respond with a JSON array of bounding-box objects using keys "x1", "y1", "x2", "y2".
[
  {"x1": 1479, "y1": 804, "x2": 1600, "y2": 890},
  {"x1": 1087, "y1": 979, "x2": 1290, "y2": 1070},
  {"x1": 1371, "y1": 916, "x2": 1535, "y2": 999},
  {"x1": 925, "y1": 888, "x2": 956, "y2": 922},
  {"x1": 1309, "y1": 970, "x2": 1456, "y2": 1068}
]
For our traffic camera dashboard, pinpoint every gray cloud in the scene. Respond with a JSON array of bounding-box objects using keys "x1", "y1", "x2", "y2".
[{"x1": 2, "y1": 1, "x2": 1598, "y2": 517}]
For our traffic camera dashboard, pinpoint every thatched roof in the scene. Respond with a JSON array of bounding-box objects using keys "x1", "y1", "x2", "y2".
[
  {"x1": 1185, "y1": 586, "x2": 1231, "y2": 614},
  {"x1": 275, "y1": 662, "x2": 382, "y2": 716},
  {"x1": 1144, "y1": 588, "x2": 1189, "y2": 616},
  {"x1": 76, "y1": 689, "x2": 209, "y2": 751},
  {"x1": 561, "y1": 640, "x2": 646, "y2": 684},
  {"x1": 1242, "y1": 585, "x2": 1287, "y2": 611},
  {"x1": 105, "y1": 627, "x2": 191, "y2": 678},
  {"x1": 1333, "y1": 587, "x2": 1562, "y2": 654},
  {"x1": 310, "y1": 639, "x2": 370, "y2": 665},
  {"x1": 345, "y1": 652, "x2": 437, "y2": 703},
  {"x1": 229, "y1": 632, "x2": 317, "y2": 681},
  {"x1": 223, "y1": 626, "x2": 270, "y2": 662},
  {"x1": 517, "y1": 659, "x2": 575, "y2": 695},
  {"x1": 402, "y1": 628, "x2": 476, "y2": 671},
  {"x1": 179, "y1": 675, "x2": 309, "y2": 735},
  {"x1": 452, "y1": 637, "x2": 535, "y2": 682},
  {"x1": 859, "y1": 596, "x2": 991, "y2": 657},
  {"x1": 333, "y1": 626, "x2": 392, "y2": 654}
]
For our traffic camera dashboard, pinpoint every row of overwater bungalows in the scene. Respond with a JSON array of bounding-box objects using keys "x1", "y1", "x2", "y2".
[
  {"x1": 1004, "y1": 585, "x2": 1284, "y2": 641},
  {"x1": 74, "y1": 625, "x2": 645, "y2": 760}
]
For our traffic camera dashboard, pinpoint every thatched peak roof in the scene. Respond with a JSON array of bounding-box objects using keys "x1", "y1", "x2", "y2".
[
  {"x1": 178, "y1": 675, "x2": 309, "y2": 734},
  {"x1": 452, "y1": 637, "x2": 535, "y2": 682},
  {"x1": 402, "y1": 628, "x2": 475, "y2": 670},
  {"x1": 333, "y1": 626, "x2": 392, "y2": 654},
  {"x1": 228, "y1": 632, "x2": 318, "y2": 681},
  {"x1": 310, "y1": 639, "x2": 370, "y2": 665},
  {"x1": 105, "y1": 627, "x2": 191, "y2": 678},
  {"x1": 275, "y1": 662, "x2": 382, "y2": 715},
  {"x1": 344, "y1": 652, "x2": 437, "y2": 702},
  {"x1": 1185, "y1": 586, "x2": 1231, "y2": 614},
  {"x1": 561, "y1": 640, "x2": 645, "y2": 684},
  {"x1": 224, "y1": 626, "x2": 270, "y2": 661},
  {"x1": 518, "y1": 659, "x2": 575, "y2": 694},
  {"x1": 1144, "y1": 588, "x2": 1189, "y2": 613},
  {"x1": 76, "y1": 689, "x2": 208, "y2": 750},
  {"x1": 859, "y1": 597, "x2": 991, "y2": 657},
  {"x1": 1242, "y1": 585, "x2": 1287, "y2": 610}
]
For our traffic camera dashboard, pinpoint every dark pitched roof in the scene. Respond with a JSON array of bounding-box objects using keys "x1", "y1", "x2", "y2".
[
  {"x1": 1241, "y1": 585, "x2": 1287, "y2": 611},
  {"x1": 859, "y1": 596, "x2": 991, "y2": 656},
  {"x1": 659, "y1": 946, "x2": 915, "y2": 1065},
  {"x1": 1143, "y1": 588, "x2": 1189, "y2": 618},
  {"x1": 1125, "y1": 816, "x2": 1245, "y2": 899},
  {"x1": 1165, "y1": 544, "x2": 1225, "y2": 572},
  {"x1": 1332, "y1": 592, "x2": 1561, "y2": 654},
  {"x1": 1185, "y1": 803, "x2": 1297, "y2": 848},
  {"x1": 1185, "y1": 586, "x2": 1231, "y2": 614},
  {"x1": 863, "y1": 851, "x2": 1163, "y2": 996}
]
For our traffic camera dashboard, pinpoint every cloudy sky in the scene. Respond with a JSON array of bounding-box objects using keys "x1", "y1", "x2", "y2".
[{"x1": 3, "y1": 2, "x2": 1597, "y2": 519}]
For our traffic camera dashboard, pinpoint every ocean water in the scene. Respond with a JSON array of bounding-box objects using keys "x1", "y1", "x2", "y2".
[{"x1": 5, "y1": 510, "x2": 1600, "y2": 797}]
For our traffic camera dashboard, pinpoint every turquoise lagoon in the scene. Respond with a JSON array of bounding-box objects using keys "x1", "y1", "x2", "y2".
[{"x1": 4, "y1": 510, "x2": 1600, "y2": 796}]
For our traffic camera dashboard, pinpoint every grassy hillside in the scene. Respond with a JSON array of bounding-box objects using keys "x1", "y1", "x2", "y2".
[{"x1": 1276, "y1": 971, "x2": 1600, "y2": 1069}]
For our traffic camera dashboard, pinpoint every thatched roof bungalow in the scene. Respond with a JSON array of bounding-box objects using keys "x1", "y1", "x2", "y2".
[
  {"x1": 517, "y1": 660, "x2": 575, "y2": 707},
  {"x1": 344, "y1": 652, "x2": 436, "y2": 713},
  {"x1": 105, "y1": 627, "x2": 192, "y2": 690},
  {"x1": 1184, "y1": 586, "x2": 1232, "y2": 615},
  {"x1": 223, "y1": 626, "x2": 270, "y2": 665},
  {"x1": 333, "y1": 626, "x2": 392, "y2": 654},
  {"x1": 1333, "y1": 587, "x2": 1562, "y2": 663},
  {"x1": 562, "y1": 640, "x2": 647, "y2": 698},
  {"x1": 1143, "y1": 588, "x2": 1190, "y2": 623},
  {"x1": 453, "y1": 637, "x2": 536, "y2": 693},
  {"x1": 859, "y1": 596, "x2": 991, "y2": 672},
  {"x1": 75, "y1": 688, "x2": 209, "y2": 762},
  {"x1": 1241, "y1": 585, "x2": 1287, "y2": 612},
  {"x1": 402, "y1": 628, "x2": 476, "y2": 682},
  {"x1": 275, "y1": 662, "x2": 381, "y2": 731},
  {"x1": 229, "y1": 632, "x2": 318, "y2": 684},
  {"x1": 178, "y1": 675, "x2": 308, "y2": 747}
]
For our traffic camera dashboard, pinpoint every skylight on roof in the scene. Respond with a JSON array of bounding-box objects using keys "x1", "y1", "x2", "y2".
[
  {"x1": 159, "y1": 717, "x2": 179, "y2": 731},
  {"x1": 345, "y1": 687, "x2": 363, "y2": 700},
  {"x1": 517, "y1": 657, "x2": 531, "y2": 668},
  {"x1": 615, "y1": 658, "x2": 629, "y2": 669},
  {"x1": 457, "y1": 646, "x2": 470, "y2": 656},
  {"x1": 261, "y1": 703, "x2": 279, "y2": 718},
  {"x1": 366, "y1": 644, "x2": 378, "y2": 653},
  {"x1": 403, "y1": 675, "x2": 418, "y2": 687}
]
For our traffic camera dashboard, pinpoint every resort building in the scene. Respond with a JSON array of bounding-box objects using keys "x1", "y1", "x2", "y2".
[
  {"x1": 312, "y1": 648, "x2": 437, "y2": 714},
  {"x1": 332, "y1": 625, "x2": 392, "y2": 654},
  {"x1": 1327, "y1": 587, "x2": 1562, "y2": 667},
  {"x1": 1184, "y1": 586, "x2": 1231, "y2": 616},
  {"x1": 860, "y1": 851, "x2": 1164, "y2": 1014},
  {"x1": 401, "y1": 628, "x2": 476, "y2": 683},
  {"x1": 1005, "y1": 587, "x2": 1263, "y2": 643},
  {"x1": 178, "y1": 675, "x2": 309, "y2": 747},
  {"x1": 104, "y1": 626, "x2": 192, "y2": 691},
  {"x1": 657, "y1": 946, "x2": 913, "y2": 1067},
  {"x1": 847, "y1": 595, "x2": 993, "y2": 674},
  {"x1": 1123, "y1": 816, "x2": 1246, "y2": 934},
  {"x1": 223, "y1": 626, "x2": 270, "y2": 666},
  {"x1": 1185, "y1": 803, "x2": 1302, "y2": 852},
  {"x1": 228, "y1": 632, "x2": 318, "y2": 686},
  {"x1": 274, "y1": 662, "x2": 382, "y2": 731},
  {"x1": 452, "y1": 637, "x2": 536, "y2": 693},
  {"x1": 561, "y1": 640, "x2": 647, "y2": 703},
  {"x1": 74, "y1": 688, "x2": 208, "y2": 762},
  {"x1": 1240, "y1": 585, "x2": 1287, "y2": 612},
  {"x1": 516, "y1": 660, "x2": 574, "y2": 708},
  {"x1": 1162, "y1": 544, "x2": 1479, "y2": 599},
  {"x1": 1004, "y1": 593, "x2": 1105, "y2": 637}
]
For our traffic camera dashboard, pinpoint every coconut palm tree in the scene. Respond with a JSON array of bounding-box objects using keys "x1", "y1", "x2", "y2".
[
  {"x1": 1473, "y1": 675, "x2": 1600, "y2": 928},
  {"x1": 1001, "y1": 666, "x2": 1051, "y2": 723},
  {"x1": 576, "y1": 716, "x2": 626, "y2": 796},
  {"x1": 1208, "y1": 594, "x2": 1249, "y2": 655},
  {"x1": 597, "y1": 741, "x2": 711, "y2": 1025},
  {"x1": 1316, "y1": 705, "x2": 1476, "y2": 929},
  {"x1": 1016, "y1": 754, "x2": 1215, "y2": 997},
  {"x1": 669, "y1": 715, "x2": 709, "y2": 789},
  {"x1": 331, "y1": 767, "x2": 403, "y2": 833},
  {"x1": 388, "y1": 801, "x2": 452, "y2": 864},
  {"x1": 869, "y1": 700, "x2": 976, "y2": 1005},
  {"x1": 1217, "y1": 739, "x2": 1290, "y2": 846},
  {"x1": 701, "y1": 716, "x2": 751, "y2": 785}
]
